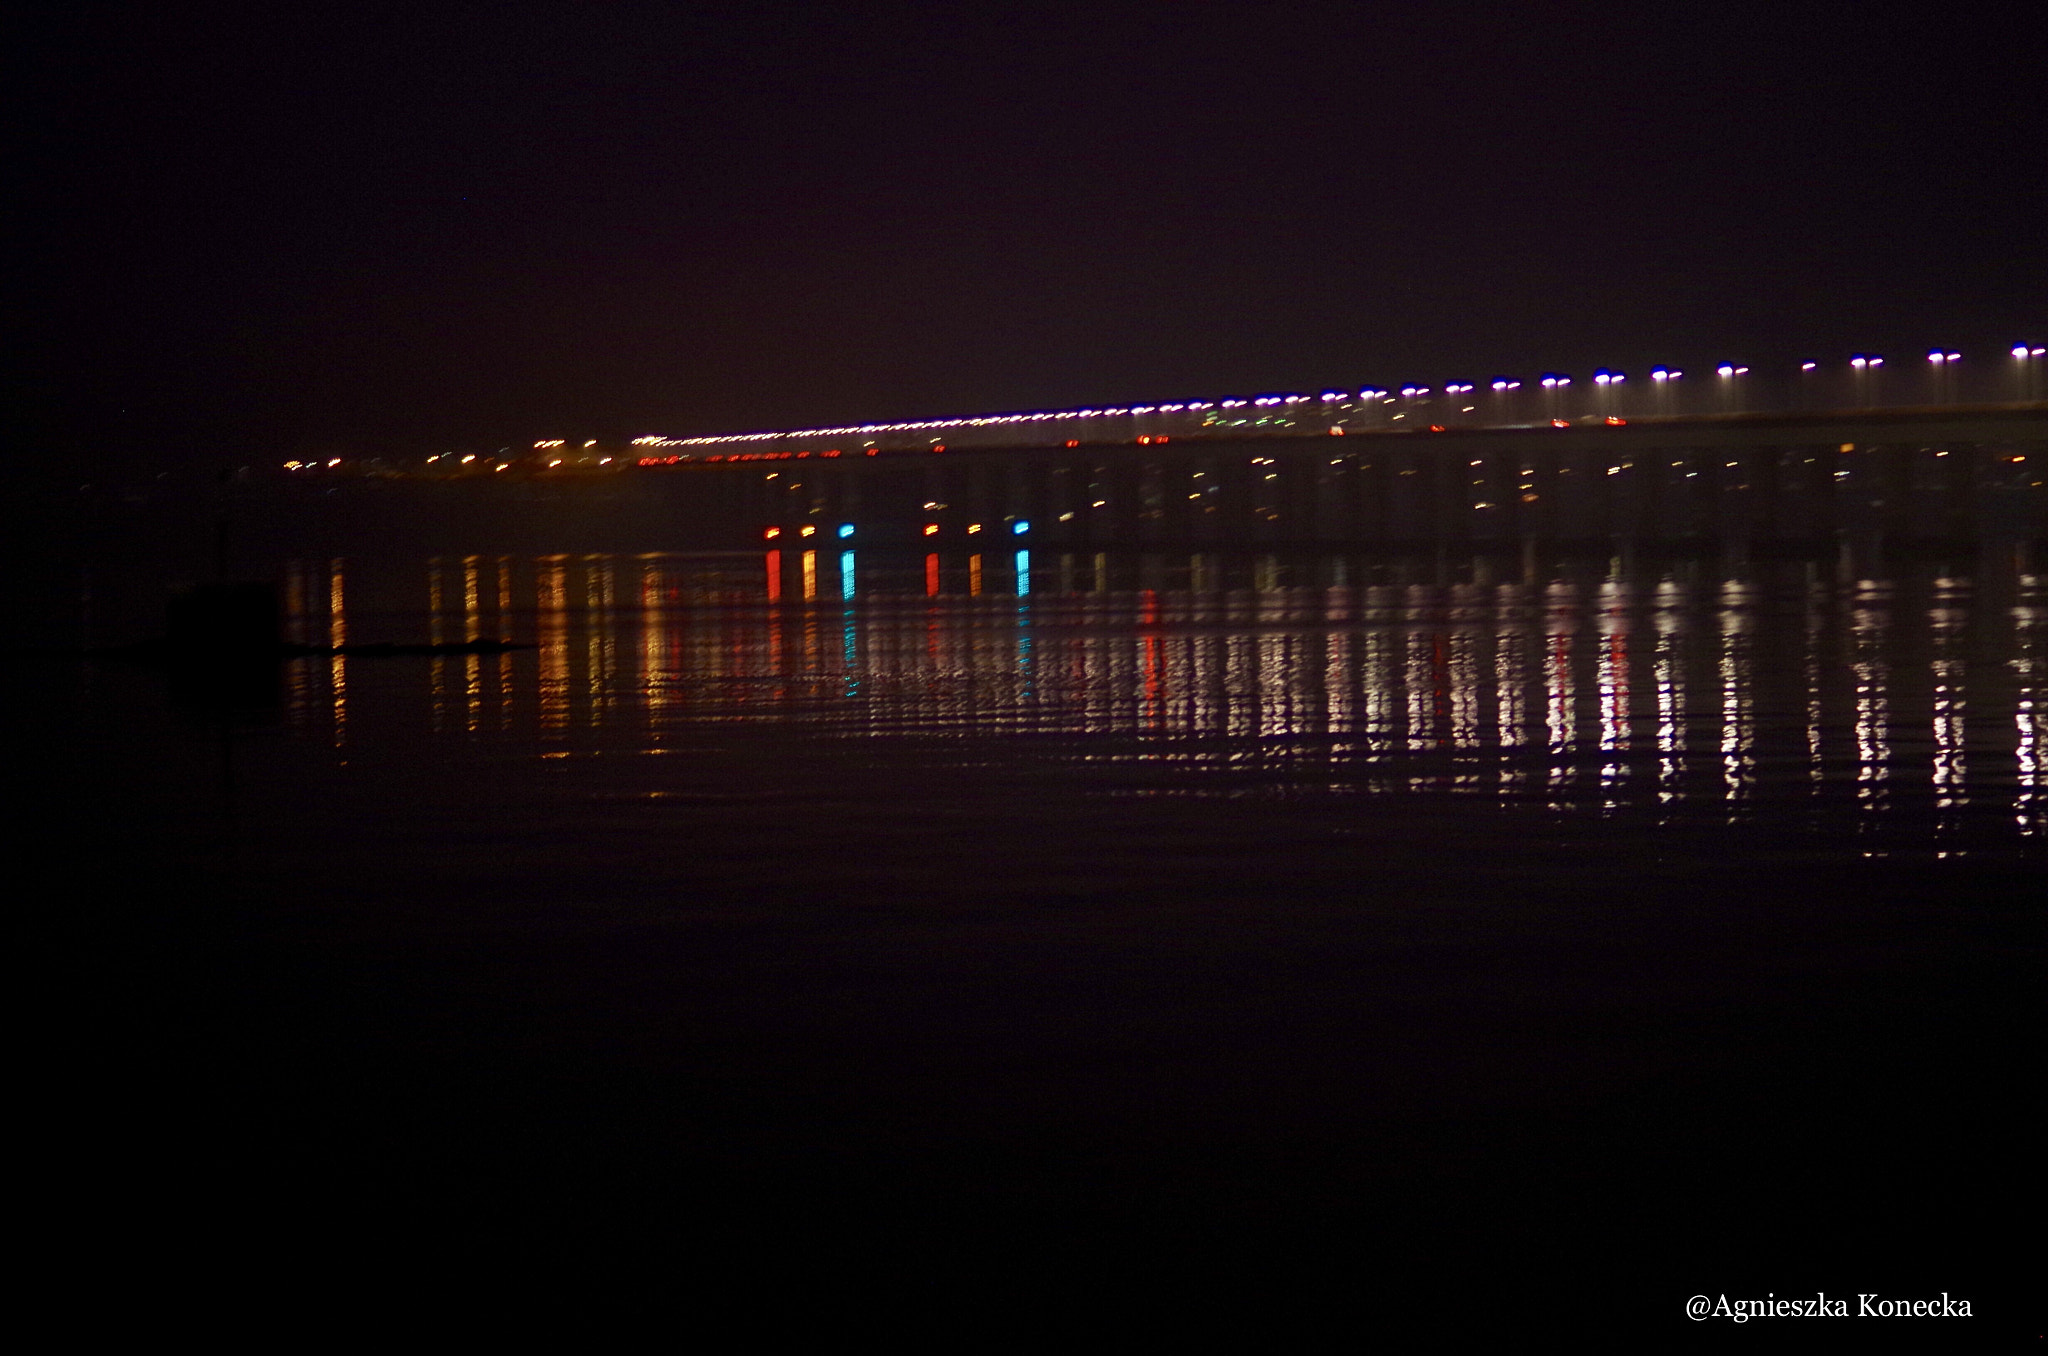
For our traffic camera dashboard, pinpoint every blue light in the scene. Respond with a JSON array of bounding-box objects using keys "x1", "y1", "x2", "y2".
[
  {"x1": 837, "y1": 523, "x2": 854, "y2": 539},
  {"x1": 1012, "y1": 520, "x2": 1030, "y2": 535},
  {"x1": 1014, "y1": 550, "x2": 1030, "y2": 595}
]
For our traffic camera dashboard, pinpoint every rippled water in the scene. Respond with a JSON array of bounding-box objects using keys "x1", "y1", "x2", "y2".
[
  {"x1": 15, "y1": 538, "x2": 2041, "y2": 1334},
  {"x1": 275, "y1": 549, "x2": 2045, "y2": 858}
]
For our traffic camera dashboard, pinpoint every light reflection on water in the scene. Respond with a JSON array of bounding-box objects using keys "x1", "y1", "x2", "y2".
[{"x1": 281, "y1": 551, "x2": 2048, "y2": 854}]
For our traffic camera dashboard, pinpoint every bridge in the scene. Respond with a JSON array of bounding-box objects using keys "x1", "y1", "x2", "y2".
[
  {"x1": 580, "y1": 347, "x2": 2043, "y2": 561},
  {"x1": 276, "y1": 347, "x2": 2043, "y2": 564},
  {"x1": 627, "y1": 404, "x2": 2044, "y2": 569}
]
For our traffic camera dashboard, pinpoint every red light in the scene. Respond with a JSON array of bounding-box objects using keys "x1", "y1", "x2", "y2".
[
  {"x1": 925, "y1": 554, "x2": 940, "y2": 597},
  {"x1": 824, "y1": 449, "x2": 841, "y2": 458},
  {"x1": 1065, "y1": 439, "x2": 1079, "y2": 448},
  {"x1": 1552, "y1": 419, "x2": 1569, "y2": 428},
  {"x1": 797, "y1": 450, "x2": 811, "y2": 458},
  {"x1": 865, "y1": 448, "x2": 878, "y2": 456},
  {"x1": 1137, "y1": 435, "x2": 1151, "y2": 444},
  {"x1": 1429, "y1": 424, "x2": 1446, "y2": 432},
  {"x1": 1605, "y1": 416, "x2": 1626, "y2": 426},
  {"x1": 1156, "y1": 436, "x2": 1168, "y2": 444},
  {"x1": 931, "y1": 444, "x2": 946, "y2": 453}
]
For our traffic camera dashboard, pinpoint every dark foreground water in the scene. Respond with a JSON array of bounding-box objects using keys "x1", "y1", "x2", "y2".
[{"x1": 15, "y1": 545, "x2": 2043, "y2": 1340}]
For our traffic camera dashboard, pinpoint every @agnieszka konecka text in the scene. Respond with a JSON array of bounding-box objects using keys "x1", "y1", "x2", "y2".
[{"x1": 1685, "y1": 1293, "x2": 1973, "y2": 1322}]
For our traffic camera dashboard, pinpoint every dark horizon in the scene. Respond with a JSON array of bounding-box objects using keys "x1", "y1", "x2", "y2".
[{"x1": 20, "y1": 1, "x2": 2045, "y2": 472}]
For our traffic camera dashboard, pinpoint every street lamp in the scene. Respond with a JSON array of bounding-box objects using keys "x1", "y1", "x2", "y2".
[
  {"x1": 1927, "y1": 349, "x2": 1961, "y2": 403},
  {"x1": 2014, "y1": 343, "x2": 2045, "y2": 401},
  {"x1": 1650, "y1": 365, "x2": 1681, "y2": 416},
  {"x1": 1715, "y1": 363, "x2": 1748, "y2": 412},
  {"x1": 1488, "y1": 378, "x2": 1521, "y2": 426},
  {"x1": 1593, "y1": 369, "x2": 1626, "y2": 418}
]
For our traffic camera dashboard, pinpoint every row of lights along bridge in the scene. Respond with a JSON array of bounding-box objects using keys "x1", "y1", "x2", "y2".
[
  {"x1": 618, "y1": 345, "x2": 2045, "y2": 455},
  {"x1": 276, "y1": 344, "x2": 2046, "y2": 474}
]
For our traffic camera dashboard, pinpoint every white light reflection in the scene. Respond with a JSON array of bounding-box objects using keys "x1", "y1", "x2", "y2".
[
  {"x1": 1597, "y1": 579, "x2": 1631, "y2": 809},
  {"x1": 1929, "y1": 592, "x2": 1968, "y2": 842},
  {"x1": 1544, "y1": 581, "x2": 1577, "y2": 809},
  {"x1": 1719, "y1": 580, "x2": 1753, "y2": 814},
  {"x1": 1852, "y1": 595, "x2": 1891, "y2": 830},
  {"x1": 2017, "y1": 596, "x2": 2043, "y2": 835},
  {"x1": 1494, "y1": 585, "x2": 1532, "y2": 796},
  {"x1": 1653, "y1": 578, "x2": 1686, "y2": 807}
]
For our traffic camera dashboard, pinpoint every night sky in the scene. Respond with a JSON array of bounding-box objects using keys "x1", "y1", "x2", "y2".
[{"x1": 21, "y1": 1, "x2": 2045, "y2": 468}]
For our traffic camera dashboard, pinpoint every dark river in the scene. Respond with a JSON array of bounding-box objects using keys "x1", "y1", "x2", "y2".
[{"x1": 14, "y1": 529, "x2": 2042, "y2": 1337}]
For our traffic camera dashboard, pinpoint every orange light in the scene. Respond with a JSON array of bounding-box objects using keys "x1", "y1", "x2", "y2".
[
  {"x1": 1552, "y1": 419, "x2": 1569, "y2": 429},
  {"x1": 925, "y1": 553, "x2": 940, "y2": 597},
  {"x1": 1137, "y1": 435, "x2": 1150, "y2": 444},
  {"x1": 1065, "y1": 439, "x2": 1079, "y2": 448},
  {"x1": 764, "y1": 526, "x2": 781, "y2": 540},
  {"x1": 931, "y1": 444, "x2": 946, "y2": 453},
  {"x1": 1156, "y1": 436, "x2": 1169, "y2": 444},
  {"x1": 800, "y1": 525, "x2": 817, "y2": 537},
  {"x1": 923, "y1": 524, "x2": 939, "y2": 536},
  {"x1": 1605, "y1": 416, "x2": 1626, "y2": 426},
  {"x1": 1429, "y1": 424, "x2": 1447, "y2": 432}
]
